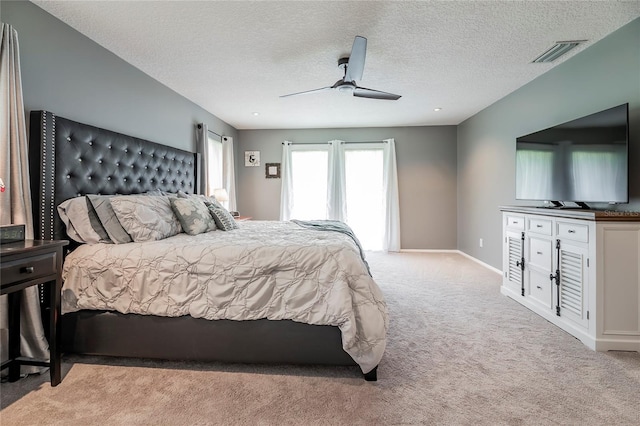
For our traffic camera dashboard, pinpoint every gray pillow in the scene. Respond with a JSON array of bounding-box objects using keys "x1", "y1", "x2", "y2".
[
  {"x1": 177, "y1": 191, "x2": 224, "y2": 209},
  {"x1": 86, "y1": 195, "x2": 132, "y2": 244},
  {"x1": 110, "y1": 195, "x2": 182, "y2": 242},
  {"x1": 207, "y1": 205, "x2": 239, "y2": 231},
  {"x1": 169, "y1": 197, "x2": 217, "y2": 235},
  {"x1": 57, "y1": 196, "x2": 109, "y2": 244}
]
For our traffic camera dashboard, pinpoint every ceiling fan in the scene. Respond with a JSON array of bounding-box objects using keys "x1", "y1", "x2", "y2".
[{"x1": 280, "y1": 36, "x2": 401, "y2": 101}]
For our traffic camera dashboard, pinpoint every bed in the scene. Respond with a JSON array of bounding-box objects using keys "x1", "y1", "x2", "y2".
[{"x1": 28, "y1": 111, "x2": 387, "y2": 380}]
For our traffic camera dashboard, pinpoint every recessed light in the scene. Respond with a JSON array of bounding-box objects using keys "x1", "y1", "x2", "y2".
[
  {"x1": 252, "y1": 112, "x2": 260, "y2": 116},
  {"x1": 434, "y1": 108, "x2": 442, "y2": 112}
]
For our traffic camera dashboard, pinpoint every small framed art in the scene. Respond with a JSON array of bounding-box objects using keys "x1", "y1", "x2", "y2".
[
  {"x1": 265, "y1": 163, "x2": 281, "y2": 179},
  {"x1": 245, "y1": 151, "x2": 260, "y2": 167}
]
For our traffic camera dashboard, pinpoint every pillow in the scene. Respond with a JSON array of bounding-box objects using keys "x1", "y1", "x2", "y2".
[
  {"x1": 110, "y1": 195, "x2": 182, "y2": 242},
  {"x1": 86, "y1": 195, "x2": 132, "y2": 244},
  {"x1": 169, "y1": 197, "x2": 217, "y2": 235},
  {"x1": 177, "y1": 190, "x2": 223, "y2": 209},
  {"x1": 57, "y1": 196, "x2": 110, "y2": 244},
  {"x1": 207, "y1": 205, "x2": 239, "y2": 231}
]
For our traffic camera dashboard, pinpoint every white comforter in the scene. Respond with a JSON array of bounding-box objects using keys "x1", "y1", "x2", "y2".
[{"x1": 62, "y1": 220, "x2": 388, "y2": 373}]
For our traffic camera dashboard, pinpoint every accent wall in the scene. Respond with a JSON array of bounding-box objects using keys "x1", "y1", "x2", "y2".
[{"x1": 457, "y1": 18, "x2": 640, "y2": 269}]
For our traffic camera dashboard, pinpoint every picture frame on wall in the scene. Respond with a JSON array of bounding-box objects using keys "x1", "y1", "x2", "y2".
[
  {"x1": 265, "y1": 163, "x2": 281, "y2": 179},
  {"x1": 245, "y1": 151, "x2": 260, "y2": 167}
]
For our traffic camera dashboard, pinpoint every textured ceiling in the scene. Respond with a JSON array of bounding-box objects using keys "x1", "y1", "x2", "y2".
[{"x1": 31, "y1": 1, "x2": 640, "y2": 130}]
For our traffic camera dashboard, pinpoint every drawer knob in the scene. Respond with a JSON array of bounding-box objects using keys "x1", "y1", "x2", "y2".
[
  {"x1": 23, "y1": 266, "x2": 35, "y2": 274},
  {"x1": 536, "y1": 251, "x2": 543, "y2": 255},
  {"x1": 568, "y1": 229, "x2": 576, "y2": 233},
  {"x1": 536, "y1": 286, "x2": 542, "y2": 289},
  {"x1": 536, "y1": 224, "x2": 542, "y2": 228}
]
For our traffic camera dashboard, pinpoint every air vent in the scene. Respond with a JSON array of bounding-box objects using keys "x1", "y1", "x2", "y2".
[{"x1": 532, "y1": 41, "x2": 586, "y2": 63}]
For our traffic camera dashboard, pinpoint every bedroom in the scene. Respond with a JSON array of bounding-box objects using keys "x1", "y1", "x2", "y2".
[{"x1": 1, "y1": 1, "x2": 639, "y2": 424}]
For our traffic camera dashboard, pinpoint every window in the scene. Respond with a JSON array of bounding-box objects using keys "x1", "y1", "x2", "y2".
[
  {"x1": 290, "y1": 146, "x2": 329, "y2": 220},
  {"x1": 282, "y1": 139, "x2": 400, "y2": 252},
  {"x1": 207, "y1": 135, "x2": 222, "y2": 196},
  {"x1": 345, "y1": 146, "x2": 384, "y2": 251}
]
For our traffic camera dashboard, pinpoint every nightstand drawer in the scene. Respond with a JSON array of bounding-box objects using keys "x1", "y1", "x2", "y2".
[{"x1": 1, "y1": 252, "x2": 57, "y2": 286}]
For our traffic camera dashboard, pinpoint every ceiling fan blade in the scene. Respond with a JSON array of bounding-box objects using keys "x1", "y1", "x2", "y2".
[
  {"x1": 280, "y1": 87, "x2": 332, "y2": 98},
  {"x1": 344, "y1": 36, "x2": 367, "y2": 83},
  {"x1": 353, "y1": 87, "x2": 401, "y2": 100}
]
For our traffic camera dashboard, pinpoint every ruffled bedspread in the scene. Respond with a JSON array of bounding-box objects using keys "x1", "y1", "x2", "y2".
[{"x1": 62, "y1": 220, "x2": 388, "y2": 373}]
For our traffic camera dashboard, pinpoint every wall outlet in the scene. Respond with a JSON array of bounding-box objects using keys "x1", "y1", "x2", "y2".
[{"x1": 479, "y1": 238, "x2": 483, "y2": 248}]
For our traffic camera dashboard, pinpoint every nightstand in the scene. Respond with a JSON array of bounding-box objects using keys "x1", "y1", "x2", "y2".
[
  {"x1": 1, "y1": 239, "x2": 68, "y2": 386},
  {"x1": 234, "y1": 216, "x2": 252, "y2": 221}
]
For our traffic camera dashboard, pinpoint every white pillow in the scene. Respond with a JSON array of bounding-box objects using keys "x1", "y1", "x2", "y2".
[{"x1": 110, "y1": 195, "x2": 182, "y2": 242}]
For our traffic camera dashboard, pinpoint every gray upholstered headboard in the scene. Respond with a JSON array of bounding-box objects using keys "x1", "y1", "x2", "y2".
[{"x1": 29, "y1": 111, "x2": 201, "y2": 242}]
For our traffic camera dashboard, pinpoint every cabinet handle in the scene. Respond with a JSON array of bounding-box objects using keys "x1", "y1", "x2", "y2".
[
  {"x1": 567, "y1": 229, "x2": 576, "y2": 233},
  {"x1": 23, "y1": 266, "x2": 35, "y2": 274},
  {"x1": 536, "y1": 251, "x2": 543, "y2": 255},
  {"x1": 513, "y1": 221, "x2": 519, "y2": 224},
  {"x1": 536, "y1": 224, "x2": 543, "y2": 228},
  {"x1": 536, "y1": 286, "x2": 542, "y2": 289}
]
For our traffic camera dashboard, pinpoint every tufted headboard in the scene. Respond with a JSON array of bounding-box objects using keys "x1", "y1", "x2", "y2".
[{"x1": 29, "y1": 111, "x2": 201, "y2": 242}]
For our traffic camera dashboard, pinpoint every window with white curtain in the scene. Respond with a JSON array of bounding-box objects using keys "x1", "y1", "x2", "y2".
[
  {"x1": 281, "y1": 138, "x2": 400, "y2": 252},
  {"x1": 290, "y1": 146, "x2": 329, "y2": 220},
  {"x1": 207, "y1": 135, "x2": 223, "y2": 196},
  {"x1": 345, "y1": 146, "x2": 384, "y2": 251}
]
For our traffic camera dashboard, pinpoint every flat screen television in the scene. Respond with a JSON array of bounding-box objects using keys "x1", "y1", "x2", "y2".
[{"x1": 515, "y1": 103, "x2": 629, "y2": 208}]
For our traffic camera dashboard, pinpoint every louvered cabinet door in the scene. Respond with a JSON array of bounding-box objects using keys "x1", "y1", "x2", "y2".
[
  {"x1": 504, "y1": 230, "x2": 524, "y2": 294},
  {"x1": 557, "y1": 242, "x2": 589, "y2": 328}
]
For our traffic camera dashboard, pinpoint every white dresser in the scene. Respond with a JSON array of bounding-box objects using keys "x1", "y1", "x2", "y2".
[{"x1": 501, "y1": 206, "x2": 640, "y2": 352}]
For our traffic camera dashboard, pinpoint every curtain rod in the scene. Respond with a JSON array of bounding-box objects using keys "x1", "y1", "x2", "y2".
[
  {"x1": 196, "y1": 123, "x2": 222, "y2": 138},
  {"x1": 281, "y1": 140, "x2": 387, "y2": 145}
]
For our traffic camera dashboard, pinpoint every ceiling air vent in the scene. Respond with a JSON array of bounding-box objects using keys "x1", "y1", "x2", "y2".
[{"x1": 532, "y1": 40, "x2": 586, "y2": 63}]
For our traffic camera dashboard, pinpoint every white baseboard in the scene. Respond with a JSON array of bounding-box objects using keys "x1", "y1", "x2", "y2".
[
  {"x1": 399, "y1": 249, "x2": 458, "y2": 253},
  {"x1": 399, "y1": 249, "x2": 502, "y2": 275},
  {"x1": 456, "y1": 251, "x2": 503, "y2": 275}
]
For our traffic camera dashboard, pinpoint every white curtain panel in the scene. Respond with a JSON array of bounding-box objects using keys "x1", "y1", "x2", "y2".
[
  {"x1": 279, "y1": 141, "x2": 294, "y2": 220},
  {"x1": 326, "y1": 140, "x2": 347, "y2": 222},
  {"x1": 222, "y1": 136, "x2": 237, "y2": 212},
  {"x1": 0, "y1": 23, "x2": 50, "y2": 374},
  {"x1": 195, "y1": 123, "x2": 210, "y2": 195},
  {"x1": 383, "y1": 138, "x2": 401, "y2": 252}
]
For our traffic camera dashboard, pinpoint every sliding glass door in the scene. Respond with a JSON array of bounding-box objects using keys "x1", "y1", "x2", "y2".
[{"x1": 344, "y1": 145, "x2": 384, "y2": 250}]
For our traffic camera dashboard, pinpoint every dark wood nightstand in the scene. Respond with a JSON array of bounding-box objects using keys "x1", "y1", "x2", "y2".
[{"x1": 1, "y1": 239, "x2": 68, "y2": 386}]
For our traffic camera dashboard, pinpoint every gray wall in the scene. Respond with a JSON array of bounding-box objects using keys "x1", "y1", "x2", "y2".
[
  {"x1": 6, "y1": 1, "x2": 637, "y2": 261},
  {"x1": 3, "y1": 1, "x2": 238, "y2": 152},
  {"x1": 457, "y1": 18, "x2": 640, "y2": 269},
  {"x1": 237, "y1": 126, "x2": 458, "y2": 250}
]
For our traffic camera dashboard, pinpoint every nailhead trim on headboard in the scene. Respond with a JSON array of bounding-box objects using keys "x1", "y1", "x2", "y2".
[
  {"x1": 49, "y1": 114, "x2": 56, "y2": 240},
  {"x1": 40, "y1": 112, "x2": 47, "y2": 240}
]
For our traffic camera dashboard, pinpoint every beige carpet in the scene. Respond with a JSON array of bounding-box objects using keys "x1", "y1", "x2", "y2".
[{"x1": 1, "y1": 252, "x2": 639, "y2": 425}]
